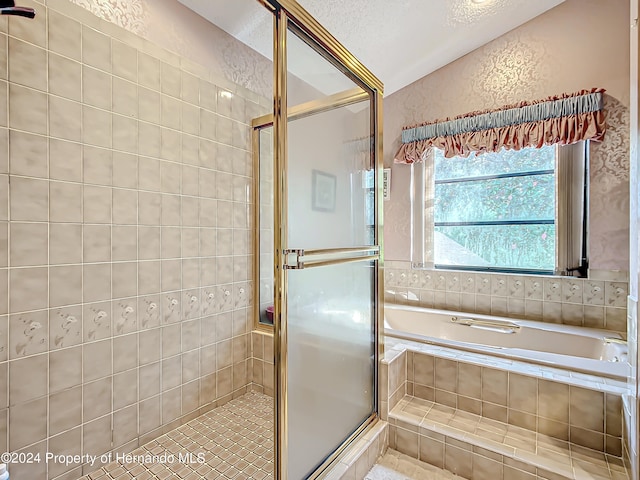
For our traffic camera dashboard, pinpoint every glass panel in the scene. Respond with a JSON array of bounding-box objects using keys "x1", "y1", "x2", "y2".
[
  {"x1": 287, "y1": 28, "x2": 361, "y2": 106},
  {"x1": 286, "y1": 29, "x2": 373, "y2": 249},
  {"x1": 287, "y1": 261, "x2": 375, "y2": 480},
  {"x1": 435, "y1": 224, "x2": 556, "y2": 270},
  {"x1": 283, "y1": 25, "x2": 377, "y2": 480},
  {"x1": 435, "y1": 173, "x2": 555, "y2": 223},
  {"x1": 434, "y1": 145, "x2": 556, "y2": 181},
  {"x1": 258, "y1": 126, "x2": 275, "y2": 325},
  {"x1": 287, "y1": 102, "x2": 373, "y2": 249}
]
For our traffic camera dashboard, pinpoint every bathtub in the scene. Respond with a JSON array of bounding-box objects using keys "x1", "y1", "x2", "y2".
[{"x1": 384, "y1": 304, "x2": 629, "y2": 380}]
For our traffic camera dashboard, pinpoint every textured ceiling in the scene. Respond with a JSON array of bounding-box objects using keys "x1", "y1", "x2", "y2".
[{"x1": 177, "y1": 0, "x2": 565, "y2": 96}]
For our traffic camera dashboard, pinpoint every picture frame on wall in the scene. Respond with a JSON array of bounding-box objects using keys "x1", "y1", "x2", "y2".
[{"x1": 311, "y1": 170, "x2": 337, "y2": 212}]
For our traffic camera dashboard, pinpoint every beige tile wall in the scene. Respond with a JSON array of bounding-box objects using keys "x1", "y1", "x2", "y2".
[
  {"x1": 251, "y1": 331, "x2": 274, "y2": 397},
  {"x1": 0, "y1": 1, "x2": 270, "y2": 478},
  {"x1": 384, "y1": 262, "x2": 629, "y2": 332}
]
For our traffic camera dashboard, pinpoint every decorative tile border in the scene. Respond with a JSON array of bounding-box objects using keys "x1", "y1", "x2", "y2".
[{"x1": 383, "y1": 262, "x2": 628, "y2": 332}]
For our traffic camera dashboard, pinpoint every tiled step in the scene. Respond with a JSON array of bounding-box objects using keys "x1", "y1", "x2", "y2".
[
  {"x1": 389, "y1": 395, "x2": 629, "y2": 480},
  {"x1": 365, "y1": 449, "x2": 462, "y2": 480}
]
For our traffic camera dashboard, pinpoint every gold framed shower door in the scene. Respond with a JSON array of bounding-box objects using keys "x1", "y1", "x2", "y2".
[{"x1": 251, "y1": 1, "x2": 385, "y2": 478}]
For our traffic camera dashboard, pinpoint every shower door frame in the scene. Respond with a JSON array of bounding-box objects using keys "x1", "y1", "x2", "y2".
[
  {"x1": 251, "y1": 86, "x2": 373, "y2": 334},
  {"x1": 255, "y1": 1, "x2": 385, "y2": 478}
]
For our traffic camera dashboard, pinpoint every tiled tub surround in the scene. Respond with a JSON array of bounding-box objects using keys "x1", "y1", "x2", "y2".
[
  {"x1": 389, "y1": 397, "x2": 628, "y2": 480},
  {"x1": 404, "y1": 351, "x2": 624, "y2": 455},
  {"x1": 381, "y1": 340, "x2": 630, "y2": 479},
  {"x1": 384, "y1": 262, "x2": 629, "y2": 332},
  {"x1": 0, "y1": 0, "x2": 271, "y2": 478}
]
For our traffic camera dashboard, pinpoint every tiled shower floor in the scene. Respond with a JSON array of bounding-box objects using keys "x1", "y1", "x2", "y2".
[{"x1": 80, "y1": 392, "x2": 274, "y2": 480}]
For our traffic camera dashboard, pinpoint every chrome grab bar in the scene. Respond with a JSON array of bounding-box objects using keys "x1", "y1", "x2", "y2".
[
  {"x1": 451, "y1": 316, "x2": 521, "y2": 333},
  {"x1": 604, "y1": 336, "x2": 627, "y2": 345}
]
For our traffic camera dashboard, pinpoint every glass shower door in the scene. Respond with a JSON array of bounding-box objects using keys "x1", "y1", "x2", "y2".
[
  {"x1": 275, "y1": 22, "x2": 380, "y2": 480},
  {"x1": 285, "y1": 260, "x2": 376, "y2": 479}
]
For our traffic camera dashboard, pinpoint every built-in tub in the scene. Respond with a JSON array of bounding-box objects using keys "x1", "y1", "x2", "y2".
[{"x1": 384, "y1": 304, "x2": 629, "y2": 380}]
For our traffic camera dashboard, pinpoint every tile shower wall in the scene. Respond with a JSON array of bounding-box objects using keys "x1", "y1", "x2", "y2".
[
  {"x1": 384, "y1": 261, "x2": 629, "y2": 332},
  {"x1": 250, "y1": 331, "x2": 274, "y2": 397},
  {"x1": 0, "y1": 0, "x2": 269, "y2": 478}
]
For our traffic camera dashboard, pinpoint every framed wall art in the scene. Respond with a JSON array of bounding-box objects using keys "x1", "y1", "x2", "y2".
[{"x1": 311, "y1": 170, "x2": 337, "y2": 212}]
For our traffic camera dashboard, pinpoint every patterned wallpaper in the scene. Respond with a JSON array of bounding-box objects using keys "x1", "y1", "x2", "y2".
[
  {"x1": 68, "y1": 0, "x2": 147, "y2": 35},
  {"x1": 384, "y1": 0, "x2": 630, "y2": 273},
  {"x1": 68, "y1": 0, "x2": 274, "y2": 98},
  {"x1": 446, "y1": 0, "x2": 546, "y2": 27}
]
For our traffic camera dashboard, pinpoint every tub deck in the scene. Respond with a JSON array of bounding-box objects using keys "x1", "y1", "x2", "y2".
[{"x1": 384, "y1": 336, "x2": 628, "y2": 395}]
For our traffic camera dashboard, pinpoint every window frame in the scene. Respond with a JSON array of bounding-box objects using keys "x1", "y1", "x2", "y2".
[{"x1": 413, "y1": 142, "x2": 589, "y2": 277}]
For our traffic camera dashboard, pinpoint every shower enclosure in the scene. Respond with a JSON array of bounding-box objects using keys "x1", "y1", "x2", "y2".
[
  {"x1": 254, "y1": 2, "x2": 384, "y2": 478},
  {"x1": 0, "y1": 0, "x2": 381, "y2": 478}
]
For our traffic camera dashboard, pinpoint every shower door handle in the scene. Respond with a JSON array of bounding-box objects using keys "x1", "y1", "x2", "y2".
[{"x1": 283, "y1": 246, "x2": 379, "y2": 270}]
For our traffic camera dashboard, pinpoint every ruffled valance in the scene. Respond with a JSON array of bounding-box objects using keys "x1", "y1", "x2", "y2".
[
  {"x1": 345, "y1": 135, "x2": 375, "y2": 170},
  {"x1": 394, "y1": 88, "x2": 607, "y2": 163}
]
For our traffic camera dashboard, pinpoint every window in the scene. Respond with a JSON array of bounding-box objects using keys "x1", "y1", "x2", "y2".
[{"x1": 416, "y1": 143, "x2": 588, "y2": 275}]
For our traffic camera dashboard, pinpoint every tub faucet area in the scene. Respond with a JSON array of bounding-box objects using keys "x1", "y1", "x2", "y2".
[{"x1": 0, "y1": 0, "x2": 34, "y2": 17}]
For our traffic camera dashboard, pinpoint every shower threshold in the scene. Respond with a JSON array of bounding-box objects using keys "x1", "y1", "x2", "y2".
[{"x1": 80, "y1": 391, "x2": 273, "y2": 480}]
